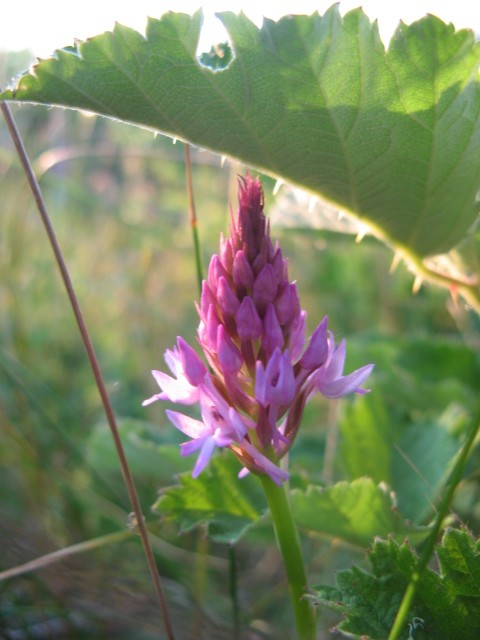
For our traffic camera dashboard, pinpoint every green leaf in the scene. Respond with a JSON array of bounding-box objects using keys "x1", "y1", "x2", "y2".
[
  {"x1": 290, "y1": 478, "x2": 429, "y2": 548},
  {"x1": 2, "y1": 8, "x2": 480, "y2": 256},
  {"x1": 86, "y1": 418, "x2": 182, "y2": 474},
  {"x1": 351, "y1": 334, "x2": 480, "y2": 414},
  {"x1": 391, "y1": 418, "x2": 460, "y2": 522},
  {"x1": 437, "y1": 527, "x2": 480, "y2": 601},
  {"x1": 338, "y1": 394, "x2": 393, "y2": 486},
  {"x1": 311, "y1": 528, "x2": 480, "y2": 640},
  {"x1": 153, "y1": 453, "x2": 266, "y2": 544},
  {"x1": 338, "y1": 394, "x2": 463, "y2": 523},
  {"x1": 84, "y1": 418, "x2": 192, "y2": 503}
]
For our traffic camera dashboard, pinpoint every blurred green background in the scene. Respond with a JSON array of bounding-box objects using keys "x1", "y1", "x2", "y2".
[{"x1": 1, "y1": 50, "x2": 479, "y2": 639}]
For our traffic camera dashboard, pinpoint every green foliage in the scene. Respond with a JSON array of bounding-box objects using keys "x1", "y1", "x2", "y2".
[
  {"x1": 153, "y1": 454, "x2": 266, "y2": 544},
  {"x1": 390, "y1": 418, "x2": 460, "y2": 522},
  {"x1": 311, "y1": 528, "x2": 480, "y2": 640},
  {"x1": 338, "y1": 395, "x2": 462, "y2": 523},
  {"x1": 290, "y1": 478, "x2": 429, "y2": 548},
  {"x1": 337, "y1": 335, "x2": 479, "y2": 529},
  {"x1": 3, "y1": 8, "x2": 480, "y2": 257},
  {"x1": 84, "y1": 418, "x2": 192, "y2": 505}
]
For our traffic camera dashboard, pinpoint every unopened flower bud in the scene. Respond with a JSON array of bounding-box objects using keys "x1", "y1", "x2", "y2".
[
  {"x1": 300, "y1": 316, "x2": 329, "y2": 370},
  {"x1": 177, "y1": 337, "x2": 207, "y2": 386},
  {"x1": 275, "y1": 282, "x2": 300, "y2": 326},
  {"x1": 262, "y1": 303, "x2": 284, "y2": 356},
  {"x1": 208, "y1": 254, "x2": 229, "y2": 290},
  {"x1": 233, "y1": 250, "x2": 254, "y2": 290},
  {"x1": 236, "y1": 296, "x2": 262, "y2": 340},
  {"x1": 253, "y1": 263, "x2": 278, "y2": 310},
  {"x1": 217, "y1": 325, "x2": 243, "y2": 373},
  {"x1": 217, "y1": 276, "x2": 240, "y2": 317}
]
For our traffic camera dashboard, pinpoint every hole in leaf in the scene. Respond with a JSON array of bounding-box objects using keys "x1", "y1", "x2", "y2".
[
  {"x1": 198, "y1": 42, "x2": 233, "y2": 71},
  {"x1": 196, "y1": 13, "x2": 234, "y2": 71}
]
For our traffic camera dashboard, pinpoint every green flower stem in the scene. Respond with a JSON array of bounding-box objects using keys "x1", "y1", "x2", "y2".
[{"x1": 260, "y1": 474, "x2": 316, "y2": 640}]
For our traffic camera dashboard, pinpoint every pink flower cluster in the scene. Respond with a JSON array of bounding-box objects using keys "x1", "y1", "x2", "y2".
[{"x1": 144, "y1": 176, "x2": 373, "y2": 484}]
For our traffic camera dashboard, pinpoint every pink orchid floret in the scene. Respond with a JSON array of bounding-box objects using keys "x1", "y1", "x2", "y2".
[{"x1": 144, "y1": 175, "x2": 373, "y2": 484}]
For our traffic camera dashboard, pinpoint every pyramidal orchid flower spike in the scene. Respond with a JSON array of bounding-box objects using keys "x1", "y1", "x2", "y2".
[{"x1": 144, "y1": 175, "x2": 373, "y2": 485}]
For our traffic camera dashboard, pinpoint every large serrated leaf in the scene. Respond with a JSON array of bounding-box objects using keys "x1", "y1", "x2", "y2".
[
  {"x1": 290, "y1": 478, "x2": 429, "y2": 548},
  {"x1": 2, "y1": 8, "x2": 480, "y2": 256},
  {"x1": 152, "y1": 454, "x2": 266, "y2": 544},
  {"x1": 312, "y1": 527, "x2": 480, "y2": 640}
]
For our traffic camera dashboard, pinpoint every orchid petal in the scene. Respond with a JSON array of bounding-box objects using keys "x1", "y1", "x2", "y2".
[
  {"x1": 163, "y1": 347, "x2": 180, "y2": 375},
  {"x1": 324, "y1": 337, "x2": 346, "y2": 381},
  {"x1": 142, "y1": 392, "x2": 167, "y2": 407},
  {"x1": 151, "y1": 369, "x2": 199, "y2": 404},
  {"x1": 240, "y1": 439, "x2": 289, "y2": 485},
  {"x1": 192, "y1": 437, "x2": 216, "y2": 477},
  {"x1": 254, "y1": 361, "x2": 267, "y2": 406},
  {"x1": 166, "y1": 409, "x2": 209, "y2": 439},
  {"x1": 181, "y1": 436, "x2": 207, "y2": 456},
  {"x1": 318, "y1": 364, "x2": 374, "y2": 398},
  {"x1": 227, "y1": 407, "x2": 249, "y2": 440},
  {"x1": 212, "y1": 427, "x2": 235, "y2": 447}
]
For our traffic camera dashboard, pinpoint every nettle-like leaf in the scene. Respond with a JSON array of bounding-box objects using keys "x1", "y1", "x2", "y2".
[
  {"x1": 290, "y1": 478, "x2": 429, "y2": 548},
  {"x1": 152, "y1": 454, "x2": 266, "y2": 544},
  {"x1": 2, "y1": 7, "x2": 480, "y2": 257},
  {"x1": 312, "y1": 527, "x2": 480, "y2": 640}
]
